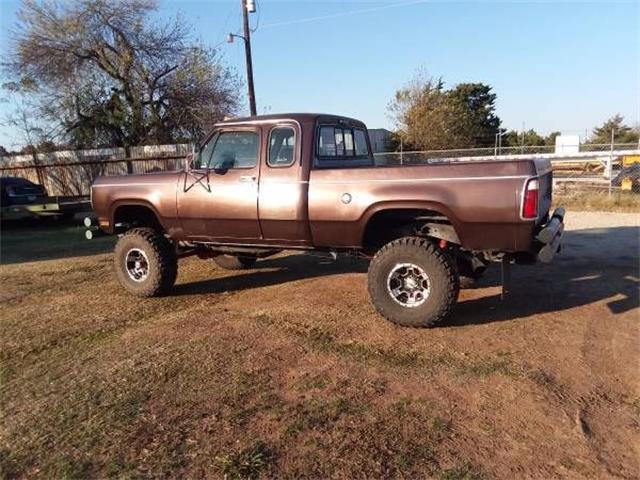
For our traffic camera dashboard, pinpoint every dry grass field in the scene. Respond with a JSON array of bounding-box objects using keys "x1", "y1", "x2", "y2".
[
  {"x1": 553, "y1": 190, "x2": 640, "y2": 213},
  {"x1": 1, "y1": 212, "x2": 638, "y2": 479}
]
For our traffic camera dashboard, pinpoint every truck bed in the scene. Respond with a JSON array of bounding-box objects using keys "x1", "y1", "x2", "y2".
[{"x1": 308, "y1": 158, "x2": 552, "y2": 251}]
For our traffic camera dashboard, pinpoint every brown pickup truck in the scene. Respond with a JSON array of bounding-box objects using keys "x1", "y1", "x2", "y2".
[{"x1": 91, "y1": 113, "x2": 565, "y2": 327}]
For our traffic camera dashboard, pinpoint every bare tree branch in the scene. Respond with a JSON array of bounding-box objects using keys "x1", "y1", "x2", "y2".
[{"x1": 3, "y1": 0, "x2": 240, "y2": 148}]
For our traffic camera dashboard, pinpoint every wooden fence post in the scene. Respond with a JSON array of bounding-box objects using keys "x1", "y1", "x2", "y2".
[{"x1": 125, "y1": 146, "x2": 133, "y2": 174}]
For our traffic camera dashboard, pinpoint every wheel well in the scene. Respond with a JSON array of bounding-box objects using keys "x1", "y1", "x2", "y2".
[
  {"x1": 362, "y1": 208, "x2": 458, "y2": 251},
  {"x1": 113, "y1": 204, "x2": 163, "y2": 233}
]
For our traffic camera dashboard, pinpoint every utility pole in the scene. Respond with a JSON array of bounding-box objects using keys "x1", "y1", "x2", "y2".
[
  {"x1": 227, "y1": 1, "x2": 257, "y2": 115},
  {"x1": 241, "y1": 0, "x2": 257, "y2": 116}
]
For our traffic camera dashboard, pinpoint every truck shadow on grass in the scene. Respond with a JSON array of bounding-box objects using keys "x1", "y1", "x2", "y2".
[
  {"x1": 0, "y1": 218, "x2": 114, "y2": 265},
  {"x1": 174, "y1": 226, "x2": 639, "y2": 326},
  {"x1": 445, "y1": 225, "x2": 639, "y2": 327},
  {"x1": 172, "y1": 254, "x2": 369, "y2": 296}
]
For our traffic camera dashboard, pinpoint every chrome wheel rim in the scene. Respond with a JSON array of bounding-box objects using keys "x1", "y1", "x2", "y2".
[
  {"x1": 387, "y1": 263, "x2": 430, "y2": 308},
  {"x1": 125, "y1": 248, "x2": 150, "y2": 282}
]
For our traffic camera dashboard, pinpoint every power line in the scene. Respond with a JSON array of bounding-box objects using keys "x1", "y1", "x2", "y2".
[
  {"x1": 213, "y1": 0, "x2": 425, "y2": 48},
  {"x1": 250, "y1": 0, "x2": 260, "y2": 33},
  {"x1": 259, "y1": 0, "x2": 429, "y2": 29}
]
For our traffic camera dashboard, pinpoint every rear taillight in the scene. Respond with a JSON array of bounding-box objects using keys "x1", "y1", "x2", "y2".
[{"x1": 522, "y1": 178, "x2": 539, "y2": 219}]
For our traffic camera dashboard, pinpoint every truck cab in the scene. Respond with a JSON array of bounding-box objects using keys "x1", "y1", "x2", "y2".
[
  {"x1": 178, "y1": 115, "x2": 319, "y2": 246},
  {"x1": 177, "y1": 114, "x2": 378, "y2": 248}
]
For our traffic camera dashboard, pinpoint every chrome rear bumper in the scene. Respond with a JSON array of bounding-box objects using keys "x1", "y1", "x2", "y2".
[{"x1": 536, "y1": 207, "x2": 565, "y2": 263}]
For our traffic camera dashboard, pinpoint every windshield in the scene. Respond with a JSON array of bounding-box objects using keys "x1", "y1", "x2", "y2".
[{"x1": 194, "y1": 133, "x2": 218, "y2": 169}]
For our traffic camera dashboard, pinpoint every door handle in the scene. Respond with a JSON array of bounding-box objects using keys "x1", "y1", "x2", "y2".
[{"x1": 240, "y1": 175, "x2": 256, "y2": 182}]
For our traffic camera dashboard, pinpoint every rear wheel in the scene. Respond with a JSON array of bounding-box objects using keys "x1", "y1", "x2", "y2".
[
  {"x1": 113, "y1": 228, "x2": 177, "y2": 297},
  {"x1": 213, "y1": 254, "x2": 257, "y2": 270},
  {"x1": 367, "y1": 237, "x2": 459, "y2": 327}
]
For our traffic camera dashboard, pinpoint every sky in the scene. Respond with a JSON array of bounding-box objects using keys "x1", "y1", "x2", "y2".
[{"x1": 0, "y1": 0, "x2": 638, "y2": 149}]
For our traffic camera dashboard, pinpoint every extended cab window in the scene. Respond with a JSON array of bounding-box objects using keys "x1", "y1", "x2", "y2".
[
  {"x1": 198, "y1": 131, "x2": 258, "y2": 169},
  {"x1": 354, "y1": 129, "x2": 368, "y2": 156},
  {"x1": 316, "y1": 125, "x2": 371, "y2": 168},
  {"x1": 268, "y1": 127, "x2": 296, "y2": 167},
  {"x1": 319, "y1": 126, "x2": 337, "y2": 156}
]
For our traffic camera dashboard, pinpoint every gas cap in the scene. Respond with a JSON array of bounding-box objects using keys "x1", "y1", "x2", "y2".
[{"x1": 341, "y1": 193, "x2": 352, "y2": 204}]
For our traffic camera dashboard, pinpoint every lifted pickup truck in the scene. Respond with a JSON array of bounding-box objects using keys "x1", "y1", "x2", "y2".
[{"x1": 91, "y1": 113, "x2": 565, "y2": 327}]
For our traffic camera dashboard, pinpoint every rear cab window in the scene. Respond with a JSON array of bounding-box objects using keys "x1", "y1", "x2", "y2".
[{"x1": 316, "y1": 124, "x2": 372, "y2": 168}]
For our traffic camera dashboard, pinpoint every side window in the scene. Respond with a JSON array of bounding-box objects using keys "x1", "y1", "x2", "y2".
[
  {"x1": 209, "y1": 131, "x2": 258, "y2": 169},
  {"x1": 343, "y1": 129, "x2": 354, "y2": 156},
  {"x1": 354, "y1": 129, "x2": 369, "y2": 156},
  {"x1": 334, "y1": 128, "x2": 345, "y2": 156},
  {"x1": 268, "y1": 127, "x2": 296, "y2": 167},
  {"x1": 319, "y1": 126, "x2": 336, "y2": 156}
]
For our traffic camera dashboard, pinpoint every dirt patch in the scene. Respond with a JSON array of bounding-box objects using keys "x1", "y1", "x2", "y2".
[{"x1": 1, "y1": 211, "x2": 638, "y2": 478}]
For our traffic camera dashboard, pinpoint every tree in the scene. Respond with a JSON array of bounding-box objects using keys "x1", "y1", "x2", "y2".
[
  {"x1": 388, "y1": 75, "x2": 449, "y2": 150},
  {"x1": 501, "y1": 130, "x2": 520, "y2": 148},
  {"x1": 545, "y1": 131, "x2": 561, "y2": 146},
  {"x1": 19, "y1": 144, "x2": 37, "y2": 155},
  {"x1": 1, "y1": 102, "x2": 52, "y2": 183},
  {"x1": 0, "y1": 145, "x2": 9, "y2": 157},
  {"x1": 446, "y1": 83, "x2": 500, "y2": 147},
  {"x1": 4, "y1": 0, "x2": 240, "y2": 150},
  {"x1": 36, "y1": 140, "x2": 58, "y2": 153},
  {"x1": 502, "y1": 129, "x2": 546, "y2": 148},
  {"x1": 589, "y1": 115, "x2": 639, "y2": 144},
  {"x1": 1, "y1": 101, "x2": 53, "y2": 152},
  {"x1": 388, "y1": 74, "x2": 501, "y2": 150}
]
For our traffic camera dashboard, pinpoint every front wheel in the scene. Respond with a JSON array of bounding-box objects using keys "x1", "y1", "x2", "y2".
[
  {"x1": 367, "y1": 237, "x2": 459, "y2": 327},
  {"x1": 113, "y1": 228, "x2": 178, "y2": 297}
]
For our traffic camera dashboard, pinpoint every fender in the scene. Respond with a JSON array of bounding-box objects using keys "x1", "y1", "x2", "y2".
[
  {"x1": 107, "y1": 199, "x2": 167, "y2": 234},
  {"x1": 356, "y1": 200, "x2": 466, "y2": 246}
]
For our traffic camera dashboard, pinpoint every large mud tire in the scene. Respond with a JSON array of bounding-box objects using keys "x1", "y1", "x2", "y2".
[
  {"x1": 367, "y1": 237, "x2": 459, "y2": 327},
  {"x1": 213, "y1": 254, "x2": 257, "y2": 270},
  {"x1": 113, "y1": 228, "x2": 177, "y2": 297}
]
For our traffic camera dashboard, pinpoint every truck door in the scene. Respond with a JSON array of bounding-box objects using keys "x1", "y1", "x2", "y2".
[
  {"x1": 257, "y1": 122, "x2": 312, "y2": 245},
  {"x1": 177, "y1": 127, "x2": 262, "y2": 242}
]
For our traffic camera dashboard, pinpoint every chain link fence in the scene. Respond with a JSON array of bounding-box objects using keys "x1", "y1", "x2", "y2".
[{"x1": 373, "y1": 143, "x2": 638, "y2": 165}]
